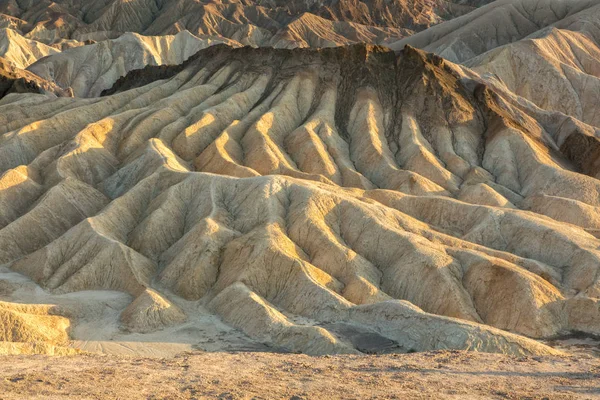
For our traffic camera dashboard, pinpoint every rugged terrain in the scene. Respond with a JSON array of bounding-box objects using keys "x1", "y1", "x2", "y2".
[
  {"x1": 0, "y1": 0, "x2": 495, "y2": 98},
  {"x1": 0, "y1": 0, "x2": 492, "y2": 47},
  {"x1": 392, "y1": 0, "x2": 600, "y2": 127},
  {"x1": 1, "y1": 40, "x2": 600, "y2": 357},
  {"x1": 0, "y1": 0, "x2": 598, "y2": 375}
]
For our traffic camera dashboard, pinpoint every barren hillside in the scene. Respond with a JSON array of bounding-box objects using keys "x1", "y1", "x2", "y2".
[
  {"x1": 0, "y1": 0, "x2": 492, "y2": 47},
  {"x1": 0, "y1": 40, "x2": 600, "y2": 357},
  {"x1": 0, "y1": 3, "x2": 598, "y2": 386},
  {"x1": 0, "y1": 0, "x2": 496, "y2": 100},
  {"x1": 391, "y1": 0, "x2": 600, "y2": 126}
]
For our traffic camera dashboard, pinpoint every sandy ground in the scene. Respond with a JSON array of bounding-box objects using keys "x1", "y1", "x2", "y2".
[
  {"x1": 3, "y1": 268, "x2": 600, "y2": 399},
  {"x1": 0, "y1": 351, "x2": 599, "y2": 399},
  {"x1": 0, "y1": 268, "x2": 276, "y2": 357}
]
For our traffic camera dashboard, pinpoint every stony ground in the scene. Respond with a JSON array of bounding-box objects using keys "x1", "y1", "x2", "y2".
[{"x1": 0, "y1": 351, "x2": 599, "y2": 399}]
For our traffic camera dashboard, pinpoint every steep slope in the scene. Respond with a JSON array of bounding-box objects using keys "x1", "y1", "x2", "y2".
[
  {"x1": 1, "y1": 44, "x2": 599, "y2": 355},
  {"x1": 0, "y1": 0, "x2": 498, "y2": 103},
  {"x1": 0, "y1": 56, "x2": 69, "y2": 97},
  {"x1": 0, "y1": 27, "x2": 68, "y2": 98},
  {"x1": 0, "y1": 28, "x2": 59, "y2": 69},
  {"x1": 389, "y1": 0, "x2": 599, "y2": 62},
  {"x1": 0, "y1": 0, "x2": 493, "y2": 48},
  {"x1": 463, "y1": 10, "x2": 600, "y2": 129},
  {"x1": 300, "y1": 0, "x2": 484, "y2": 29},
  {"x1": 28, "y1": 30, "x2": 235, "y2": 97},
  {"x1": 389, "y1": 0, "x2": 600, "y2": 132},
  {"x1": 265, "y1": 12, "x2": 407, "y2": 49}
]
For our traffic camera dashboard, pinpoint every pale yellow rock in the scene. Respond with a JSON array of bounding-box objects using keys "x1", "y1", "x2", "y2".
[
  {"x1": 209, "y1": 282, "x2": 358, "y2": 355},
  {"x1": 0, "y1": 28, "x2": 60, "y2": 69},
  {"x1": 28, "y1": 31, "x2": 234, "y2": 97},
  {"x1": 0, "y1": 41, "x2": 598, "y2": 357},
  {"x1": 120, "y1": 289, "x2": 187, "y2": 334},
  {"x1": 0, "y1": 301, "x2": 70, "y2": 346}
]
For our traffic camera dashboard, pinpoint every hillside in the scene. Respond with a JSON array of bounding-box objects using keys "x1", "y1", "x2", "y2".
[
  {"x1": 0, "y1": 42, "x2": 599, "y2": 356},
  {"x1": 0, "y1": 0, "x2": 598, "y2": 374},
  {"x1": 390, "y1": 0, "x2": 600, "y2": 129},
  {"x1": 0, "y1": 0, "x2": 494, "y2": 47}
]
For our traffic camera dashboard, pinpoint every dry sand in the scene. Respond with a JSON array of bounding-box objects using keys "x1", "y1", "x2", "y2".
[{"x1": 0, "y1": 350, "x2": 599, "y2": 399}]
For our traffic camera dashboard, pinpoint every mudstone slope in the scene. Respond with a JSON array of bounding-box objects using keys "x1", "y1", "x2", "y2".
[
  {"x1": 391, "y1": 0, "x2": 600, "y2": 127},
  {"x1": 0, "y1": 0, "x2": 493, "y2": 47},
  {"x1": 0, "y1": 0, "x2": 495, "y2": 100},
  {"x1": 0, "y1": 40, "x2": 599, "y2": 356}
]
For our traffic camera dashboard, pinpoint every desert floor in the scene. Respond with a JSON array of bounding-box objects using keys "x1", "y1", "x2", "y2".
[{"x1": 0, "y1": 350, "x2": 599, "y2": 399}]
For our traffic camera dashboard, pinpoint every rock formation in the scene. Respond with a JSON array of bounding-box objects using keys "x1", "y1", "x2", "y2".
[
  {"x1": 0, "y1": 0, "x2": 493, "y2": 48},
  {"x1": 120, "y1": 289, "x2": 187, "y2": 334},
  {"x1": 0, "y1": 301, "x2": 69, "y2": 344},
  {"x1": 0, "y1": 55, "x2": 68, "y2": 97},
  {"x1": 1, "y1": 37, "x2": 599, "y2": 355},
  {"x1": 0, "y1": 0, "x2": 499, "y2": 102},
  {"x1": 0, "y1": 28, "x2": 59, "y2": 69},
  {"x1": 390, "y1": 0, "x2": 600, "y2": 128},
  {"x1": 389, "y1": 0, "x2": 599, "y2": 61},
  {"x1": 28, "y1": 30, "x2": 235, "y2": 97}
]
